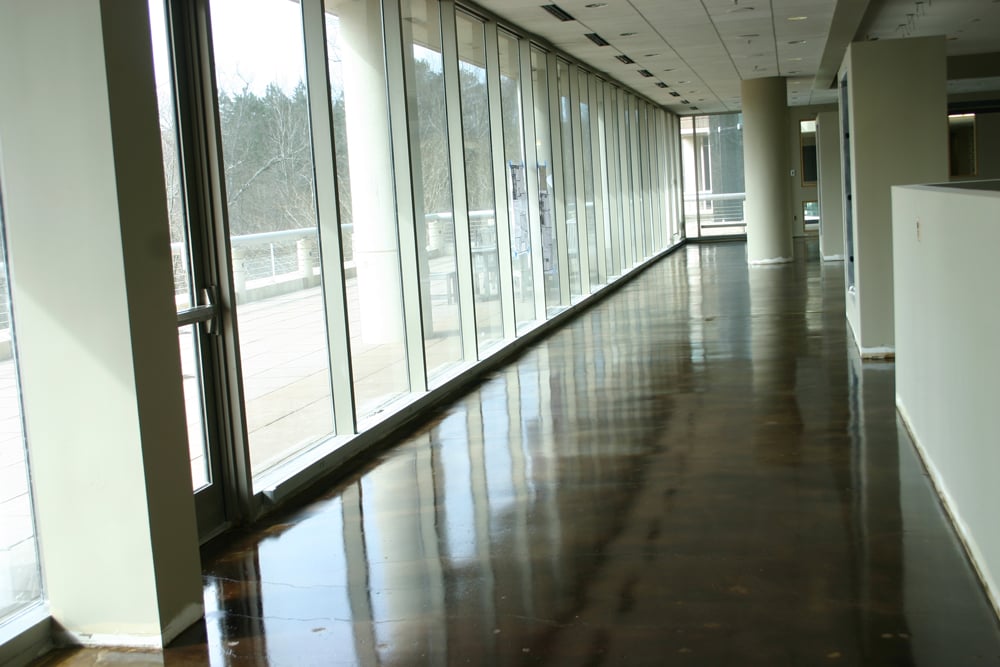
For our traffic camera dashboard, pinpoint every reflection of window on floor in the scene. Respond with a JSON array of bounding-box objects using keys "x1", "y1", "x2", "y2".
[{"x1": 0, "y1": 188, "x2": 43, "y2": 627}]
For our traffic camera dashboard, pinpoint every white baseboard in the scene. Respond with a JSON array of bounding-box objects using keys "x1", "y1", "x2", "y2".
[
  {"x1": 860, "y1": 345, "x2": 895, "y2": 359},
  {"x1": 896, "y1": 399, "x2": 1000, "y2": 623},
  {"x1": 55, "y1": 602, "x2": 203, "y2": 649}
]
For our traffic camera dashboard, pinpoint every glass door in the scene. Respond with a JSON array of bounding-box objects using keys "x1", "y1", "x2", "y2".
[{"x1": 149, "y1": 0, "x2": 230, "y2": 538}]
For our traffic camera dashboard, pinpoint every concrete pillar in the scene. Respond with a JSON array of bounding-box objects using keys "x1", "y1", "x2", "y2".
[
  {"x1": 338, "y1": 0, "x2": 405, "y2": 344},
  {"x1": 232, "y1": 245, "x2": 248, "y2": 303},
  {"x1": 741, "y1": 77, "x2": 793, "y2": 264},
  {"x1": 297, "y1": 236, "x2": 317, "y2": 284},
  {"x1": 0, "y1": 0, "x2": 202, "y2": 646}
]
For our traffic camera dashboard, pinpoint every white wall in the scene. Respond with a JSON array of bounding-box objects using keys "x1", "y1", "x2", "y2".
[
  {"x1": 787, "y1": 104, "x2": 836, "y2": 237},
  {"x1": 975, "y1": 112, "x2": 1000, "y2": 179},
  {"x1": 816, "y1": 111, "x2": 844, "y2": 261},
  {"x1": 893, "y1": 181, "x2": 1000, "y2": 621},
  {"x1": 0, "y1": 0, "x2": 202, "y2": 646},
  {"x1": 840, "y1": 37, "x2": 948, "y2": 356}
]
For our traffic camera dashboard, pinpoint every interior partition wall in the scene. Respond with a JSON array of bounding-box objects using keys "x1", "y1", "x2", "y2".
[{"x1": 0, "y1": 0, "x2": 684, "y2": 651}]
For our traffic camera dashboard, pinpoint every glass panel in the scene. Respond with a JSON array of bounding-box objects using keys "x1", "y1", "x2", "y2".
[
  {"x1": 324, "y1": 0, "x2": 409, "y2": 420},
  {"x1": 211, "y1": 0, "x2": 335, "y2": 474},
  {"x1": 609, "y1": 86, "x2": 626, "y2": 272},
  {"x1": 803, "y1": 200, "x2": 820, "y2": 228},
  {"x1": 503, "y1": 37, "x2": 535, "y2": 332},
  {"x1": 629, "y1": 97, "x2": 644, "y2": 260},
  {"x1": 620, "y1": 94, "x2": 636, "y2": 265},
  {"x1": 526, "y1": 46, "x2": 555, "y2": 318},
  {"x1": 456, "y1": 13, "x2": 502, "y2": 352},
  {"x1": 0, "y1": 190, "x2": 42, "y2": 623},
  {"x1": 643, "y1": 104, "x2": 657, "y2": 253},
  {"x1": 596, "y1": 80, "x2": 614, "y2": 277},
  {"x1": 680, "y1": 115, "x2": 699, "y2": 238},
  {"x1": 556, "y1": 59, "x2": 581, "y2": 299},
  {"x1": 177, "y1": 325, "x2": 208, "y2": 488},
  {"x1": 697, "y1": 114, "x2": 746, "y2": 238},
  {"x1": 401, "y1": 0, "x2": 464, "y2": 380},
  {"x1": 578, "y1": 71, "x2": 599, "y2": 286},
  {"x1": 149, "y1": 0, "x2": 210, "y2": 489}
]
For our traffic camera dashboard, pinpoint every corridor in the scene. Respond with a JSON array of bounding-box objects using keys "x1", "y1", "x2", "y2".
[{"x1": 38, "y1": 240, "x2": 1000, "y2": 666}]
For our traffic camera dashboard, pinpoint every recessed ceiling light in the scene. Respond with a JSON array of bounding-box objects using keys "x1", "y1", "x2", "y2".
[
  {"x1": 738, "y1": 33, "x2": 760, "y2": 38},
  {"x1": 788, "y1": 40, "x2": 806, "y2": 45},
  {"x1": 788, "y1": 57, "x2": 803, "y2": 61},
  {"x1": 584, "y1": 2, "x2": 607, "y2": 7},
  {"x1": 620, "y1": 32, "x2": 638, "y2": 37},
  {"x1": 644, "y1": 53, "x2": 660, "y2": 57},
  {"x1": 787, "y1": 16, "x2": 807, "y2": 21}
]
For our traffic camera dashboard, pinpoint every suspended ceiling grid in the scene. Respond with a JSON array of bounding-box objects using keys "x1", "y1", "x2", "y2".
[{"x1": 475, "y1": 0, "x2": 1000, "y2": 114}]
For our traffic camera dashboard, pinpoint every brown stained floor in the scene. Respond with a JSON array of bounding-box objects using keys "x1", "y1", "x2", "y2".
[{"x1": 35, "y1": 240, "x2": 1000, "y2": 666}]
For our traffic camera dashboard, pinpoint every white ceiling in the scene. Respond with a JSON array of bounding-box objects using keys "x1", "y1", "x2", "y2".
[{"x1": 473, "y1": 0, "x2": 1000, "y2": 114}]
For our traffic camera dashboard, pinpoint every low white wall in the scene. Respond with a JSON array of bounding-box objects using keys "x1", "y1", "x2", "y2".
[{"x1": 892, "y1": 181, "x2": 1000, "y2": 619}]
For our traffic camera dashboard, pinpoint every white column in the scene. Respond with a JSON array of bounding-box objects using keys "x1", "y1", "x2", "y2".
[
  {"x1": 0, "y1": 0, "x2": 202, "y2": 646},
  {"x1": 339, "y1": 0, "x2": 404, "y2": 345},
  {"x1": 741, "y1": 77, "x2": 793, "y2": 264}
]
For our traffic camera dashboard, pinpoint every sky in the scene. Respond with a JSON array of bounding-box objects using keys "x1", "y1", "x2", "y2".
[{"x1": 149, "y1": 0, "x2": 308, "y2": 98}]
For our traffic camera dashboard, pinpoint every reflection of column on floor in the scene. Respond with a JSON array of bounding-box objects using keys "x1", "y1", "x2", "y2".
[{"x1": 339, "y1": 0, "x2": 403, "y2": 346}]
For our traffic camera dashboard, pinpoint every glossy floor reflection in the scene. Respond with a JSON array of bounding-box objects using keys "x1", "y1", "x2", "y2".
[{"x1": 36, "y1": 240, "x2": 1000, "y2": 666}]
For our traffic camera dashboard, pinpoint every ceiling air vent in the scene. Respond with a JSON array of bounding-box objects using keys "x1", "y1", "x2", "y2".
[
  {"x1": 656, "y1": 82, "x2": 669, "y2": 88},
  {"x1": 615, "y1": 54, "x2": 635, "y2": 64},
  {"x1": 638, "y1": 69, "x2": 654, "y2": 77},
  {"x1": 585, "y1": 32, "x2": 611, "y2": 46},
  {"x1": 669, "y1": 91, "x2": 681, "y2": 97},
  {"x1": 541, "y1": 4, "x2": 575, "y2": 21}
]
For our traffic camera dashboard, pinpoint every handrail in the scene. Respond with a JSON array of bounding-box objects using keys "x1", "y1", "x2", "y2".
[{"x1": 684, "y1": 191, "x2": 745, "y2": 202}]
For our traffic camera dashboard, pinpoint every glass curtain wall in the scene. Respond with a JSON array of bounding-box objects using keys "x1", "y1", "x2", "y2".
[
  {"x1": 680, "y1": 113, "x2": 746, "y2": 238},
  {"x1": 324, "y1": 0, "x2": 410, "y2": 420},
  {"x1": 0, "y1": 190, "x2": 42, "y2": 627},
  {"x1": 456, "y1": 13, "x2": 502, "y2": 352},
  {"x1": 0, "y1": 6, "x2": 690, "y2": 648},
  {"x1": 145, "y1": 0, "x2": 684, "y2": 504}
]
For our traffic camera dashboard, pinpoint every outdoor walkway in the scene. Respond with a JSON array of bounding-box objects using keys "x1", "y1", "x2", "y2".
[{"x1": 29, "y1": 240, "x2": 1000, "y2": 665}]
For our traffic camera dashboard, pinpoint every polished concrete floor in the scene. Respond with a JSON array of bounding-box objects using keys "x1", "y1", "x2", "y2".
[{"x1": 36, "y1": 240, "x2": 1000, "y2": 665}]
